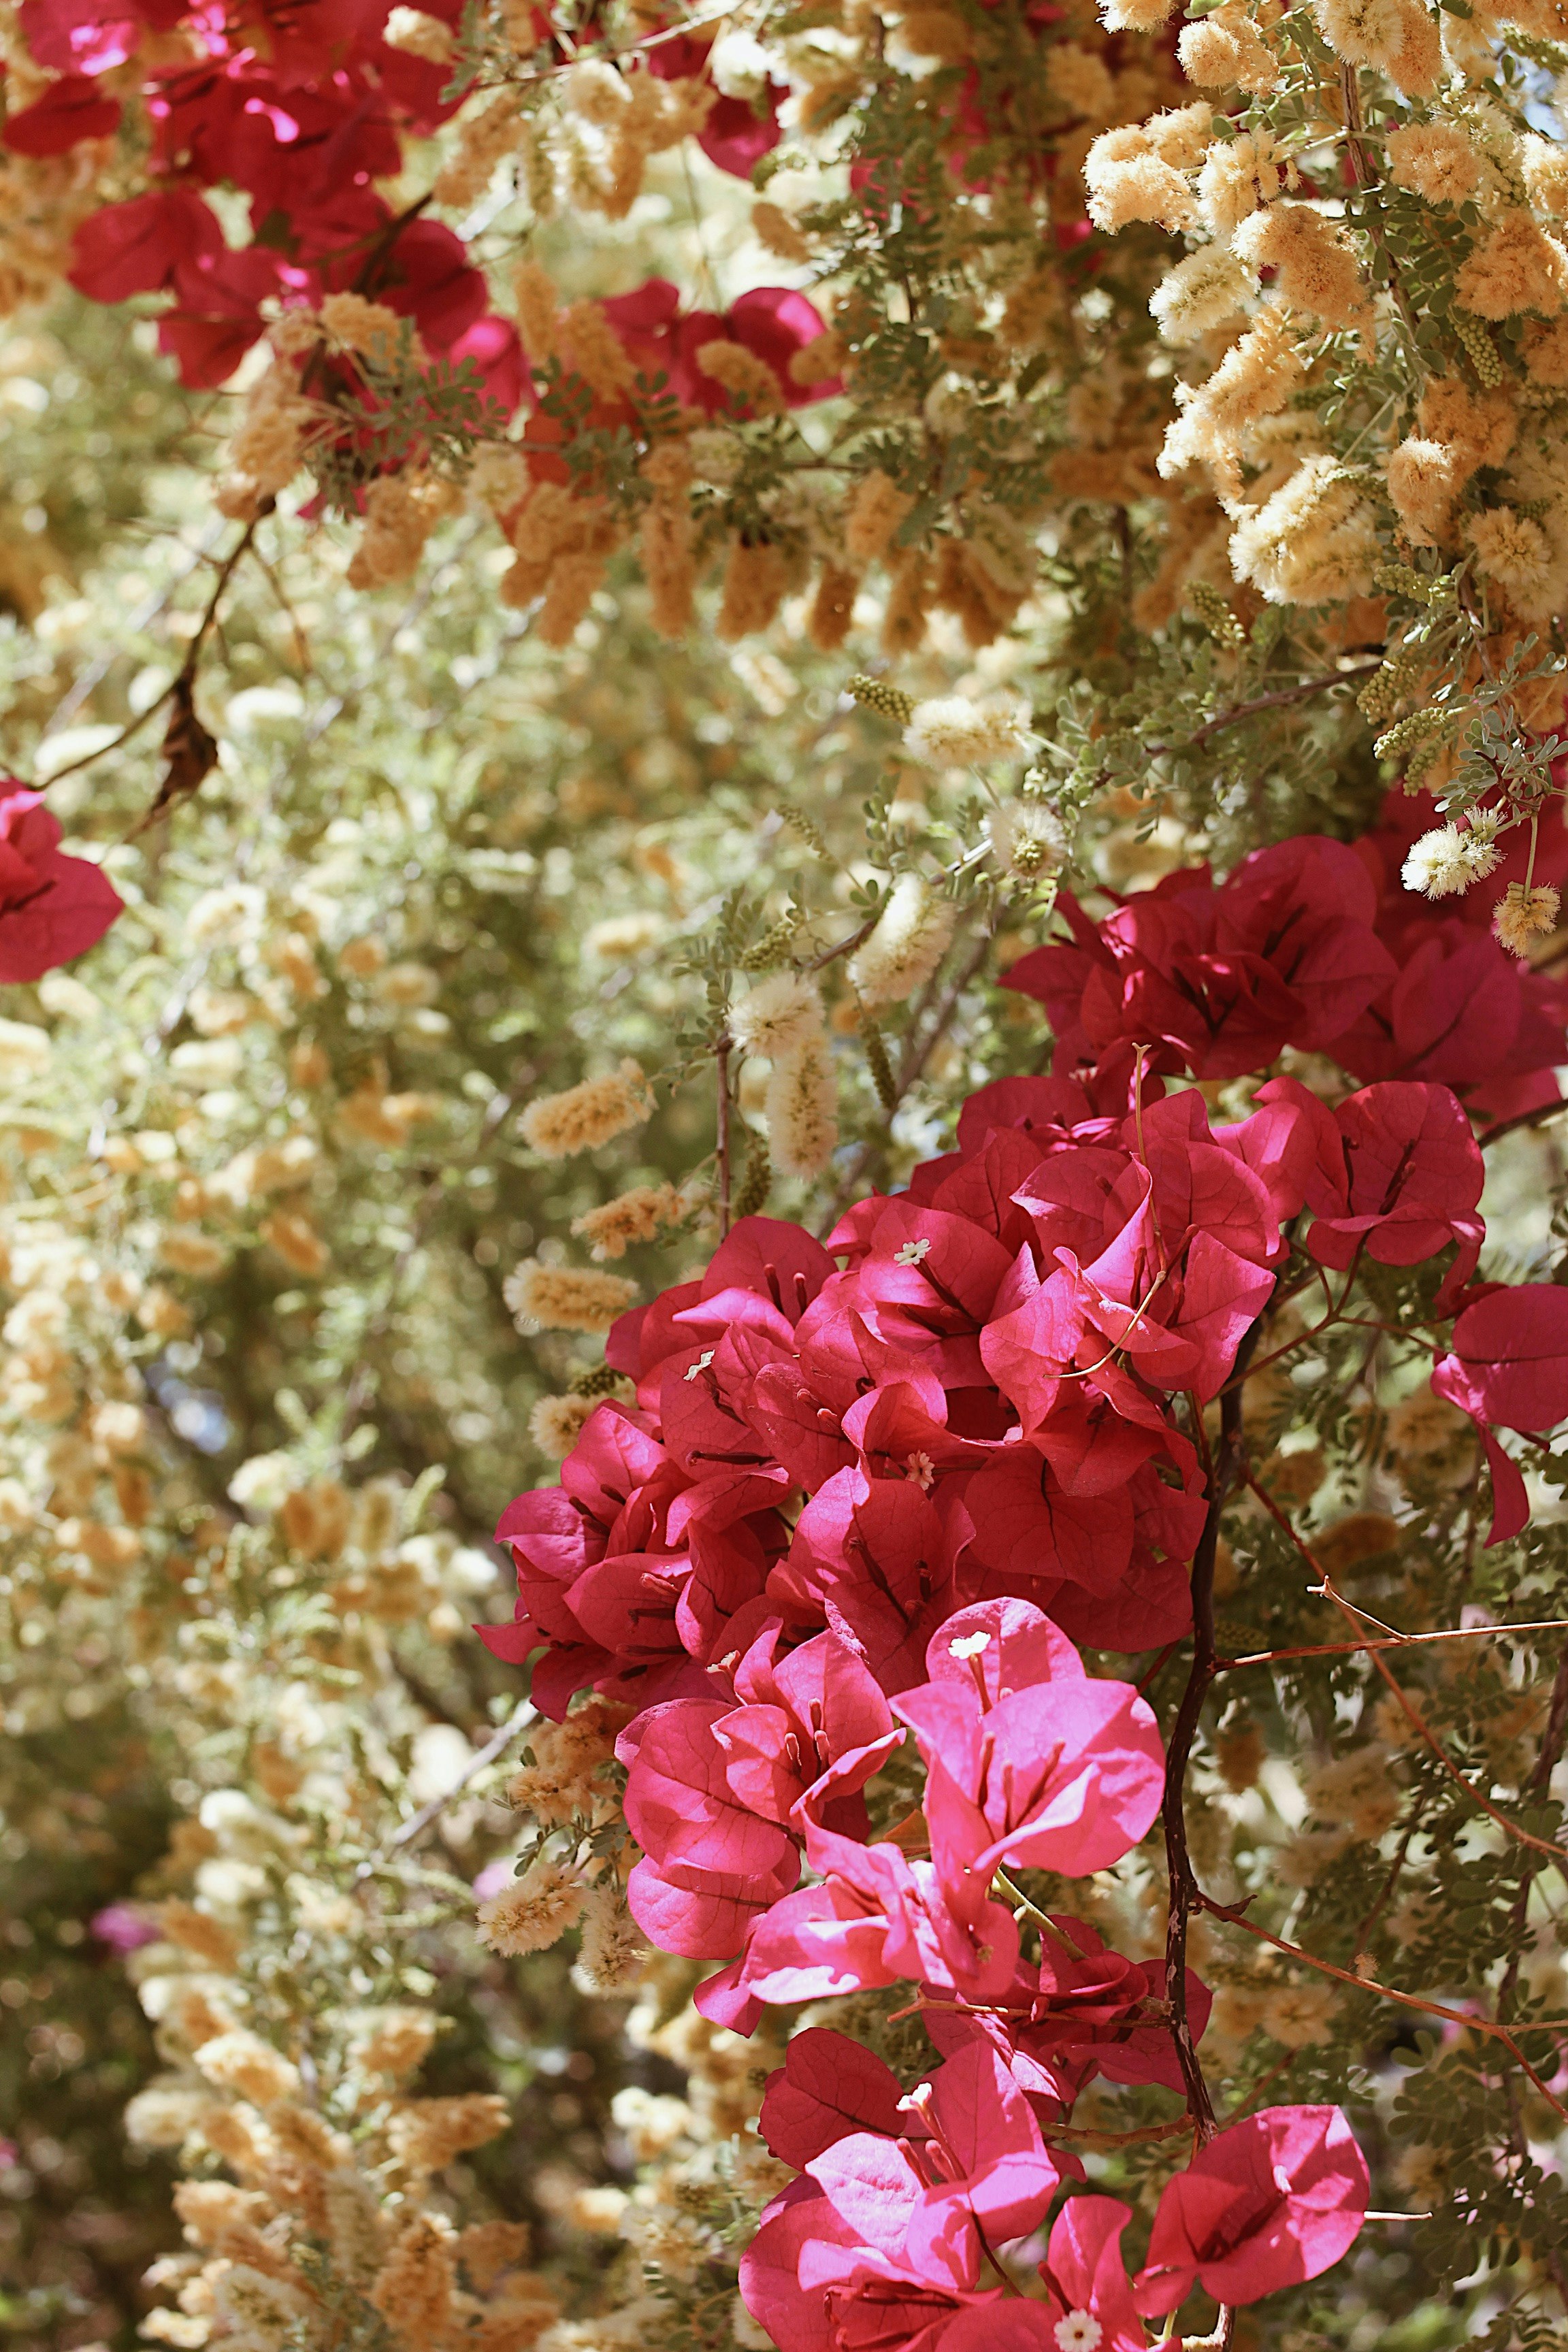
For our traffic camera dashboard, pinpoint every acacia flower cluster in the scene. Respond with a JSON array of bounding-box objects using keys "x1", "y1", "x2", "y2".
[{"x1": 1080, "y1": 0, "x2": 1568, "y2": 919}]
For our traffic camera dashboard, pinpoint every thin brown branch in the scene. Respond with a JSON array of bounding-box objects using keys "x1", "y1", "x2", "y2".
[
  {"x1": 40, "y1": 507, "x2": 272, "y2": 794},
  {"x1": 180, "y1": 508, "x2": 271, "y2": 674},
  {"x1": 899, "y1": 931, "x2": 992, "y2": 1094},
  {"x1": 1218, "y1": 1616, "x2": 1568, "y2": 1669},
  {"x1": 246, "y1": 540, "x2": 316, "y2": 676},
  {"x1": 1196, "y1": 1893, "x2": 1568, "y2": 2125},
  {"x1": 804, "y1": 915, "x2": 877, "y2": 973},
  {"x1": 1042, "y1": 2119, "x2": 1193, "y2": 2149},
  {"x1": 1164, "y1": 1327, "x2": 1258, "y2": 2140},
  {"x1": 1149, "y1": 663, "x2": 1382, "y2": 760},
  {"x1": 1481, "y1": 1096, "x2": 1568, "y2": 1148},
  {"x1": 36, "y1": 693, "x2": 166, "y2": 788},
  {"x1": 355, "y1": 1697, "x2": 536, "y2": 1880},
  {"x1": 1247, "y1": 1472, "x2": 1568, "y2": 1864},
  {"x1": 35, "y1": 526, "x2": 225, "y2": 745}
]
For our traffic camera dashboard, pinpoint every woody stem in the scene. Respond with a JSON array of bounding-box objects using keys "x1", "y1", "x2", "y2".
[
  {"x1": 716, "y1": 1032, "x2": 734, "y2": 1238},
  {"x1": 1162, "y1": 1329, "x2": 1256, "y2": 2140},
  {"x1": 39, "y1": 507, "x2": 272, "y2": 793},
  {"x1": 1148, "y1": 662, "x2": 1382, "y2": 758}
]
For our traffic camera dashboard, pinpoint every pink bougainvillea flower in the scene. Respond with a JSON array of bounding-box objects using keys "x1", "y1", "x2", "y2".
[
  {"x1": 1037, "y1": 2194, "x2": 1149, "y2": 2352},
  {"x1": 1258, "y1": 1075, "x2": 1486, "y2": 1309},
  {"x1": 567, "y1": 1527, "x2": 773, "y2": 1710},
  {"x1": 941, "y1": 2310, "x2": 1058, "y2": 2352},
  {"x1": 1326, "y1": 918, "x2": 1567, "y2": 1114},
  {"x1": 2, "y1": 70, "x2": 122, "y2": 153},
  {"x1": 895, "y1": 2042, "x2": 1063, "y2": 2272},
  {"x1": 1003, "y1": 837, "x2": 1396, "y2": 1082},
  {"x1": 624, "y1": 1842, "x2": 800, "y2": 1961},
  {"x1": 641, "y1": 29, "x2": 785, "y2": 180},
  {"x1": 1336, "y1": 785, "x2": 1568, "y2": 1125},
  {"x1": 0, "y1": 788, "x2": 123, "y2": 983},
  {"x1": 89, "y1": 1901, "x2": 161, "y2": 1953},
  {"x1": 725, "y1": 285, "x2": 840, "y2": 404},
  {"x1": 1432, "y1": 1283, "x2": 1568, "y2": 1435},
  {"x1": 68, "y1": 187, "x2": 225, "y2": 301},
  {"x1": 953, "y1": 1448, "x2": 1201, "y2": 1655},
  {"x1": 483, "y1": 1399, "x2": 695, "y2": 1710},
  {"x1": 1134, "y1": 2106, "x2": 1369, "y2": 2314},
  {"x1": 447, "y1": 314, "x2": 527, "y2": 416},
  {"x1": 741, "y1": 2044, "x2": 1060, "y2": 2352},
  {"x1": 894, "y1": 1602, "x2": 1166, "y2": 1882},
  {"x1": 621, "y1": 1695, "x2": 798, "y2": 1891},
  {"x1": 18, "y1": 0, "x2": 171, "y2": 75},
  {"x1": 725, "y1": 1844, "x2": 913, "y2": 2006},
  {"x1": 783, "y1": 1467, "x2": 959, "y2": 1695},
  {"x1": 1433, "y1": 1283, "x2": 1568, "y2": 1541},
  {"x1": 158, "y1": 244, "x2": 282, "y2": 389},
  {"x1": 615, "y1": 1623, "x2": 901, "y2": 1957},
  {"x1": 599, "y1": 276, "x2": 837, "y2": 414},
  {"x1": 926, "y1": 1913, "x2": 1211, "y2": 2106},
  {"x1": 715, "y1": 1622, "x2": 904, "y2": 1830},
  {"x1": 734, "y1": 1814, "x2": 1021, "y2": 2012},
  {"x1": 922, "y1": 1596, "x2": 1085, "y2": 1700},
  {"x1": 380, "y1": 220, "x2": 491, "y2": 353},
  {"x1": 758, "y1": 2027, "x2": 905, "y2": 2169},
  {"x1": 740, "y1": 2169, "x2": 1007, "y2": 2352}
]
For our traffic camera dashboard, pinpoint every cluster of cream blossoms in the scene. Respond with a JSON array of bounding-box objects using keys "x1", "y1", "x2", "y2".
[{"x1": 1085, "y1": 0, "x2": 1568, "y2": 945}]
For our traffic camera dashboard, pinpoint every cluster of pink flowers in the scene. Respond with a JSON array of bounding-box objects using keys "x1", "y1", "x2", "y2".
[
  {"x1": 7, "y1": 0, "x2": 806, "y2": 406},
  {"x1": 1347, "y1": 786, "x2": 1568, "y2": 1126},
  {"x1": 745, "y1": 2040, "x2": 1367, "y2": 2351},
  {"x1": 487, "y1": 835, "x2": 1568, "y2": 2345},
  {"x1": 29, "y1": 0, "x2": 512, "y2": 392},
  {"x1": 1004, "y1": 815, "x2": 1568, "y2": 1130}
]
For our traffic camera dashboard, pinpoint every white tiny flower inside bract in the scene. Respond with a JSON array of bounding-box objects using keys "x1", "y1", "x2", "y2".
[
  {"x1": 948, "y1": 1631, "x2": 992, "y2": 1659},
  {"x1": 1055, "y1": 2313, "x2": 1102, "y2": 2352}
]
